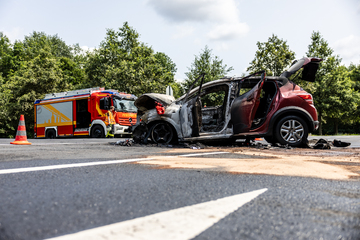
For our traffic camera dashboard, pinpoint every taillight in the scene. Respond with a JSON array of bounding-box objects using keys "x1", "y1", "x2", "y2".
[
  {"x1": 155, "y1": 101, "x2": 165, "y2": 115},
  {"x1": 297, "y1": 94, "x2": 313, "y2": 104}
]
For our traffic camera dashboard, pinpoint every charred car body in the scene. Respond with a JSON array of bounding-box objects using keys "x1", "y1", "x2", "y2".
[{"x1": 132, "y1": 57, "x2": 322, "y2": 147}]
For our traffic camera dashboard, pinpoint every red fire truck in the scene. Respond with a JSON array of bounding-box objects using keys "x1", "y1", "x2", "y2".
[{"x1": 34, "y1": 87, "x2": 137, "y2": 138}]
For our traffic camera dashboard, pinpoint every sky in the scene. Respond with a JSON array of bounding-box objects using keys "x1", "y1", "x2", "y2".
[{"x1": 1, "y1": 0, "x2": 360, "y2": 81}]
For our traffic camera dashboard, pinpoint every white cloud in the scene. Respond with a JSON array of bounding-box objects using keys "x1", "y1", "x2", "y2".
[
  {"x1": 147, "y1": 0, "x2": 239, "y2": 23},
  {"x1": 172, "y1": 25, "x2": 195, "y2": 39},
  {"x1": 148, "y1": 0, "x2": 248, "y2": 41},
  {"x1": 207, "y1": 23, "x2": 249, "y2": 41},
  {"x1": 333, "y1": 35, "x2": 360, "y2": 65}
]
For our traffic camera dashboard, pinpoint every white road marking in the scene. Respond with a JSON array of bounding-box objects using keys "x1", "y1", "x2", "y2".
[
  {"x1": 0, "y1": 158, "x2": 154, "y2": 175},
  {"x1": 47, "y1": 188, "x2": 268, "y2": 240},
  {"x1": 0, "y1": 152, "x2": 229, "y2": 175}
]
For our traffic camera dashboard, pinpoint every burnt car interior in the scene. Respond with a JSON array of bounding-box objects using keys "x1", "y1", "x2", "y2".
[
  {"x1": 183, "y1": 71, "x2": 285, "y2": 138},
  {"x1": 200, "y1": 84, "x2": 229, "y2": 133},
  {"x1": 233, "y1": 77, "x2": 278, "y2": 130},
  {"x1": 250, "y1": 81, "x2": 277, "y2": 129},
  {"x1": 191, "y1": 74, "x2": 280, "y2": 135}
]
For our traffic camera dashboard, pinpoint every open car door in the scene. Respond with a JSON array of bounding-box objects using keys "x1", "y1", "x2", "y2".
[
  {"x1": 179, "y1": 74, "x2": 205, "y2": 138},
  {"x1": 230, "y1": 72, "x2": 266, "y2": 134}
]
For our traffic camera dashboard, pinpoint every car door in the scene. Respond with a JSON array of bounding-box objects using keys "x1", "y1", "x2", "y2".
[
  {"x1": 230, "y1": 72, "x2": 266, "y2": 134},
  {"x1": 179, "y1": 74, "x2": 205, "y2": 138}
]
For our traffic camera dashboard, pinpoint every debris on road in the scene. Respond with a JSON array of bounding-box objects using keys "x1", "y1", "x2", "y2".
[
  {"x1": 109, "y1": 138, "x2": 351, "y2": 151},
  {"x1": 113, "y1": 139, "x2": 134, "y2": 146},
  {"x1": 306, "y1": 139, "x2": 351, "y2": 149},
  {"x1": 332, "y1": 139, "x2": 352, "y2": 147}
]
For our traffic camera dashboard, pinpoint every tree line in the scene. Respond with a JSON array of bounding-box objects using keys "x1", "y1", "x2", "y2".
[{"x1": 0, "y1": 22, "x2": 359, "y2": 138}]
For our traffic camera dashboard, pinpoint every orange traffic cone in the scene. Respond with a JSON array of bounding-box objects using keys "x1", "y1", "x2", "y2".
[{"x1": 10, "y1": 115, "x2": 31, "y2": 145}]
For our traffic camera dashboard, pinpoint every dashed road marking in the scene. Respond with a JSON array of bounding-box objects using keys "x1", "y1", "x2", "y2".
[
  {"x1": 0, "y1": 152, "x2": 229, "y2": 175},
  {"x1": 47, "y1": 188, "x2": 268, "y2": 240}
]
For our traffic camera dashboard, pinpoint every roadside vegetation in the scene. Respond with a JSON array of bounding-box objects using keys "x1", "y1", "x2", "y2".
[{"x1": 0, "y1": 22, "x2": 359, "y2": 138}]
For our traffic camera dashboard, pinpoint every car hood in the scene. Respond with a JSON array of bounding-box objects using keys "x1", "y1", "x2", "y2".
[
  {"x1": 280, "y1": 57, "x2": 322, "y2": 82},
  {"x1": 134, "y1": 93, "x2": 175, "y2": 112}
]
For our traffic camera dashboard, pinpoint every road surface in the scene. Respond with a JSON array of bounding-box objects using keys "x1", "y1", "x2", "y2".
[{"x1": 0, "y1": 137, "x2": 359, "y2": 240}]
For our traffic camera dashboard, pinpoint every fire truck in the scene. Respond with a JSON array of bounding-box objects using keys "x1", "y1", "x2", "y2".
[{"x1": 34, "y1": 87, "x2": 137, "y2": 138}]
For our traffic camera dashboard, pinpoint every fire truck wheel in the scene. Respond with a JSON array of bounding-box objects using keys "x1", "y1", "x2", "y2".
[
  {"x1": 45, "y1": 129, "x2": 56, "y2": 139},
  {"x1": 91, "y1": 125, "x2": 105, "y2": 138}
]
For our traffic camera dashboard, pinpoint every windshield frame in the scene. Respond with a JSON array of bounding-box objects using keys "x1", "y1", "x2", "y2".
[{"x1": 112, "y1": 96, "x2": 137, "y2": 113}]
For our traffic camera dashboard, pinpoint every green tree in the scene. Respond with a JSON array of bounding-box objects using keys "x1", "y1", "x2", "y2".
[
  {"x1": 348, "y1": 63, "x2": 360, "y2": 127},
  {"x1": 84, "y1": 22, "x2": 176, "y2": 96},
  {"x1": 305, "y1": 32, "x2": 340, "y2": 134},
  {"x1": 183, "y1": 45, "x2": 233, "y2": 92},
  {"x1": 22, "y1": 32, "x2": 73, "y2": 60},
  {"x1": 0, "y1": 32, "x2": 81, "y2": 138},
  {"x1": 23, "y1": 32, "x2": 86, "y2": 86},
  {"x1": 247, "y1": 34, "x2": 295, "y2": 76},
  {"x1": 322, "y1": 65, "x2": 360, "y2": 134},
  {"x1": 59, "y1": 54, "x2": 86, "y2": 87},
  {"x1": 0, "y1": 32, "x2": 14, "y2": 79},
  {"x1": 349, "y1": 62, "x2": 360, "y2": 92},
  {"x1": 182, "y1": 46, "x2": 233, "y2": 106},
  {"x1": 0, "y1": 75, "x2": 13, "y2": 137},
  {"x1": 0, "y1": 48, "x2": 70, "y2": 138},
  {"x1": 295, "y1": 31, "x2": 360, "y2": 135}
]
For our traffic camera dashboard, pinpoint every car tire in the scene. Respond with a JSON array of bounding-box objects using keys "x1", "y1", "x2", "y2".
[
  {"x1": 45, "y1": 129, "x2": 56, "y2": 139},
  {"x1": 91, "y1": 125, "x2": 105, "y2": 138},
  {"x1": 150, "y1": 122, "x2": 174, "y2": 144},
  {"x1": 274, "y1": 115, "x2": 308, "y2": 147}
]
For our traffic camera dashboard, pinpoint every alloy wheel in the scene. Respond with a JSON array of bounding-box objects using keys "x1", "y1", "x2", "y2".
[{"x1": 280, "y1": 119, "x2": 304, "y2": 143}]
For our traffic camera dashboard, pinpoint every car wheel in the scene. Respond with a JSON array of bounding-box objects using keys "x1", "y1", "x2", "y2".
[
  {"x1": 45, "y1": 129, "x2": 56, "y2": 139},
  {"x1": 150, "y1": 122, "x2": 174, "y2": 144},
  {"x1": 91, "y1": 125, "x2": 105, "y2": 138},
  {"x1": 275, "y1": 115, "x2": 308, "y2": 147}
]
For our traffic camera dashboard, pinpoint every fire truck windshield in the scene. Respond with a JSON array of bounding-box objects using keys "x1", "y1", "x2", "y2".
[{"x1": 113, "y1": 97, "x2": 137, "y2": 113}]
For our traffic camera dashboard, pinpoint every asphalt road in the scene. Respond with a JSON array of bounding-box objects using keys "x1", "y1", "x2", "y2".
[{"x1": 0, "y1": 137, "x2": 359, "y2": 240}]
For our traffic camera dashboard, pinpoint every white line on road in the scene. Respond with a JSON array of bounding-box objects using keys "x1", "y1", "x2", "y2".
[
  {"x1": 47, "y1": 188, "x2": 268, "y2": 240},
  {"x1": 0, "y1": 152, "x2": 229, "y2": 175},
  {"x1": 0, "y1": 158, "x2": 154, "y2": 175}
]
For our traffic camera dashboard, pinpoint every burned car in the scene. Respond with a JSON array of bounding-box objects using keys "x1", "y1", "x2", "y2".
[{"x1": 132, "y1": 57, "x2": 322, "y2": 147}]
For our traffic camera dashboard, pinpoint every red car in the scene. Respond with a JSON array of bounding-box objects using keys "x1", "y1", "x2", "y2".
[{"x1": 133, "y1": 57, "x2": 322, "y2": 147}]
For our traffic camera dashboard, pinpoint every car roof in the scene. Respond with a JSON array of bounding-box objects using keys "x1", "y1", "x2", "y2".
[{"x1": 177, "y1": 76, "x2": 288, "y2": 101}]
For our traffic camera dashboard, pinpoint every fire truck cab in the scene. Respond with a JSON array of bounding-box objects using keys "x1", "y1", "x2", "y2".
[{"x1": 34, "y1": 88, "x2": 137, "y2": 138}]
